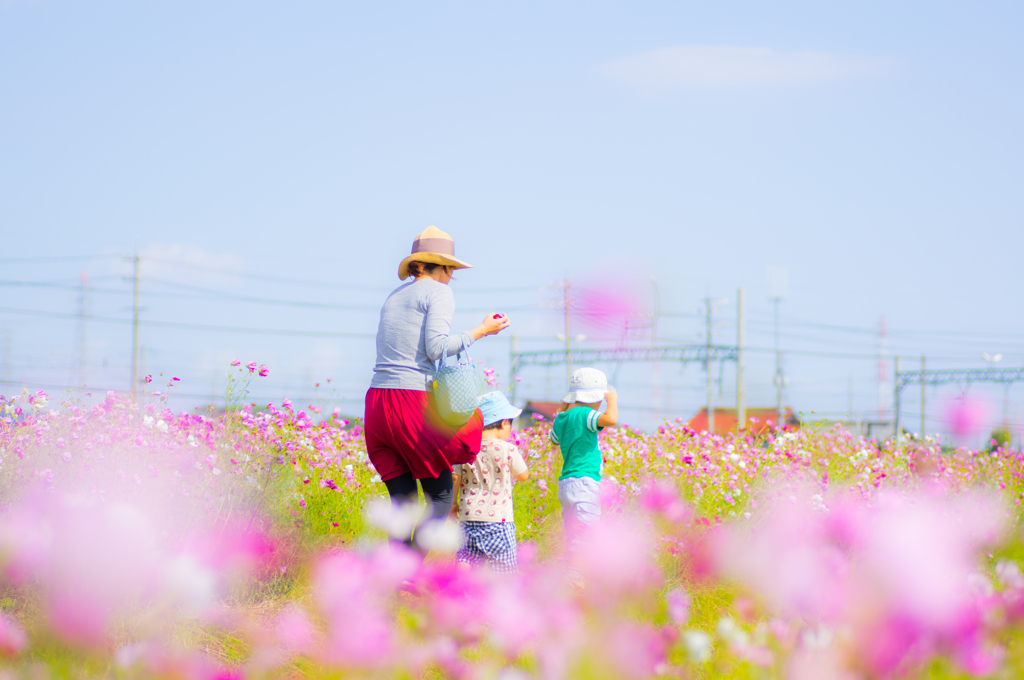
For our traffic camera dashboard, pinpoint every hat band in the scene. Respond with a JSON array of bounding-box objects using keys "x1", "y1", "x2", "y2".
[{"x1": 412, "y1": 237, "x2": 455, "y2": 256}]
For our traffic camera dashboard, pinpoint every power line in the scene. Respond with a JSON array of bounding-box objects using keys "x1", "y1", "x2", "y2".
[
  {"x1": 142, "y1": 256, "x2": 539, "y2": 294},
  {"x1": 0, "y1": 277, "x2": 542, "y2": 312},
  {"x1": 0, "y1": 379, "x2": 363, "y2": 404},
  {"x1": 0, "y1": 255, "x2": 120, "y2": 264},
  {"x1": 744, "y1": 313, "x2": 1024, "y2": 341},
  {"x1": 0, "y1": 306, "x2": 376, "y2": 339}
]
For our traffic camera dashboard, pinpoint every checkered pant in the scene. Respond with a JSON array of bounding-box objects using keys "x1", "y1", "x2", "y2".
[{"x1": 457, "y1": 521, "x2": 518, "y2": 573}]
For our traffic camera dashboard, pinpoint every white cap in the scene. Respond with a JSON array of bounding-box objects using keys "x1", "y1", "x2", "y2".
[{"x1": 561, "y1": 367, "x2": 614, "y2": 404}]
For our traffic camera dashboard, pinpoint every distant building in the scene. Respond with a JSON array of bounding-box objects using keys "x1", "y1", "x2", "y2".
[
  {"x1": 515, "y1": 401, "x2": 802, "y2": 435},
  {"x1": 686, "y1": 407, "x2": 801, "y2": 435},
  {"x1": 806, "y1": 420, "x2": 895, "y2": 441}
]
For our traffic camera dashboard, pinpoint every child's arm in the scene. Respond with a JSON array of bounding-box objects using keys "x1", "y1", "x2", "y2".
[
  {"x1": 449, "y1": 467, "x2": 461, "y2": 519},
  {"x1": 597, "y1": 391, "x2": 618, "y2": 428},
  {"x1": 511, "y1": 448, "x2": 530, "y2": 481}
]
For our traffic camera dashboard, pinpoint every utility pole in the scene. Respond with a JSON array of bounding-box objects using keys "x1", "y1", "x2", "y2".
[
  {"x1": 767, "y1": 266, "x2": 788, "y2": 430},
  {"x1": 75, "y1": 271, "x2": 89, "y2": 386},
  {"x1": 736, "y1": 288, "x2": 745, "y2": 431},
  {"x1": 651, "y1": 277, "x2": 660, "y2": 421},
  {"x1": 878, "y1": 316, "x2": 888, "y2": 421},
  {"x1": 509, "y1": 334, "x2": 518, "y2": 406},
  {"x1": 920, "y1": 355, "x2": 926, "y2": 438},
  {"x1": 129, "y1": 250, "x2": 140, "y2": 399},
  {"x1": 773, "y1": 297, "x2": 784, "y2": 429},
  {"x1": 848, "y1": 375, "x2": 857, "y2": 432},
  {"x1": 562, "y1": 279, "x2": 572, "y2": 384},
  {"x1": 0, "y1": 327, "x2": 9, "y2": 384},
  {"x1": 705, "y1": 296, "x2": 714, "y2": 434},
  {"x1": 893, "y1": 355, "x2": 901, "y2": 441}
]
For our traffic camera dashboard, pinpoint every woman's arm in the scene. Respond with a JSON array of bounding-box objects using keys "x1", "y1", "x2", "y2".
[
  {"x1": 424, "y1": 288, "x2": 510, "y2": 361},
  {"x1": 423, "y1": 287, "x2": 472, "y2": 361}
]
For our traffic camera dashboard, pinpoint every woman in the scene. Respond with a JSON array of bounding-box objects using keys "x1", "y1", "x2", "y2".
[{"x1": 364, "y1": 226, "x2": 510, "y2": 543}]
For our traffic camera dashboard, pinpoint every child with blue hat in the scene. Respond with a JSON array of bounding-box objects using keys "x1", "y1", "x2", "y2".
[{"x1": 451, "y1": 391, "x2": 530, "y2": 573}]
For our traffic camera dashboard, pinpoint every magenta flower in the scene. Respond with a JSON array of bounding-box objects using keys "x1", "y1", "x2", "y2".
[
  {"x1": 258, "y1": 365, "x2": 269, "y2": 377},
  {"x1": 246, "y1": 362, "x2": 257, "y2": 374},
  {"x1": 143, "y1": 375, "x2": 152, "y2": 384},
  {"x1": 230, "y1": 358, "x2": 241, "y2": 366}
]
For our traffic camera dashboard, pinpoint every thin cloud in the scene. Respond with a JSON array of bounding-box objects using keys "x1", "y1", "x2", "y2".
[
  {"x1": 602, "y1": 46, "x2": 898, "y2": 91},
  {"x1": 136, "y1": 244, "x2": 245, "y2": 285}
]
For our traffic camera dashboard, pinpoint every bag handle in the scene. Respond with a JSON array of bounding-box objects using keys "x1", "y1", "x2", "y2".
[{"x1": 436, "y1": 348, "x2": 468, "y2": 370}]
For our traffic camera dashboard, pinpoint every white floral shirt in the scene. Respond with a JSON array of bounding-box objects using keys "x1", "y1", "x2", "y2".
[{"x1": 454, "y1": 439, "x2": 528, "y2": 524}]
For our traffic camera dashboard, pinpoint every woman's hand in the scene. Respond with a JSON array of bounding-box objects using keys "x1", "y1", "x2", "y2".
[{"x1": 471, "y1": 313, "x2": 510, "y2": 340}]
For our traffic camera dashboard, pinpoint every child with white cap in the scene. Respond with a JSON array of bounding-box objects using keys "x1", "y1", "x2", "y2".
[
  {"x1": 550, "y1": 367, "x2": 618, "y2": 542},
  {"x1": 451, "y1": 391, "x2": 530, "y2": 573}
]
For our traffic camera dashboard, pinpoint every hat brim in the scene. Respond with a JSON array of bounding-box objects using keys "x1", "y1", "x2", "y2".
[
  {"x1": 483, "y1": 406, "x2": 523, "y2": 427},
  {"x1": 562, "y1": 389, "x2": 609, "y2": 404},
  {"x1": 398, "y1": 253, "x2": 474, "y2": 280}
]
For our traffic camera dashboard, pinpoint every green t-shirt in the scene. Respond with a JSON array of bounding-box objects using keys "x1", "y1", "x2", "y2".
[{"x1": 550, "y1": 406, "x2": 603, "y2": 481}]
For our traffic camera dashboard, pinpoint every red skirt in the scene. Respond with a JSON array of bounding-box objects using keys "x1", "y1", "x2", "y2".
[{"x1": 364, "y1": 387, "x2": 483, "y2": 482}]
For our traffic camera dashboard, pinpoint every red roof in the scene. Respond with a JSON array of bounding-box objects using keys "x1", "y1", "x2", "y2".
[{"x1": 686, "y1": 407, "x2": 800, "y2": 435}]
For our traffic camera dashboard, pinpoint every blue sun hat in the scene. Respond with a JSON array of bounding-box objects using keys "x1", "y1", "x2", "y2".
[{"x1": 478, "y1": 391, "x2": 523, "y2": 427}]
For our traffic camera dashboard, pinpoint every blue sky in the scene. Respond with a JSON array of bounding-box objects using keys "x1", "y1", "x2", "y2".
[{"x1": 2, "y1": 0, "x2": 1022, "y2": 439}]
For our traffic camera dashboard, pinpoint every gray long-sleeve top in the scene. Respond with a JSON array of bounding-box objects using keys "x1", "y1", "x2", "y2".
[{"x1": 369, "y1": 279, "x2": 476, "y2": 391}]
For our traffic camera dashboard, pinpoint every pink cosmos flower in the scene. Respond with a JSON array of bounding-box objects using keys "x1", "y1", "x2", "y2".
[
  {"x1": 143, "y1": 375, "x2": 152, "y2": 384},
  {"x1": 230, "y1": 358, "x2": 241, "y2": 367},
  {"x1": 714, "y1": 486, "x2": 1007, "y2": 677},
  {"x1": 313, "y1": 549, "x2": 411, "y2": 668},
  {"x1": 246, "y1": 362, "x2": 257, "y2": 374},
  {"x1": 640, "y1": 478, "x2": 691, "y2": 523},
  {"x1": 0, "y1": 613, "x2": 26, "y2": 656},
  {"x1": 665, "y1": 587, "x2": 690, "y2": 625},
  {"x1": 944, "y1": 396, "x2": 988, "y2": 439},
  {"x1": 275, "y1": 605, "x2": 316, "y2": 654},
  {"x1": 572, "y1": 514, "x2": 659, "y2": 599},
  {"x1": 258, "y1": 365, "x2": 269, "y2": 377}
]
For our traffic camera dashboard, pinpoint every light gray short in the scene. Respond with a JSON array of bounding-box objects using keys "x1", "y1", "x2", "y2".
[{"x1": 558, "y1": 476, "x2": 601, "y2": 526}]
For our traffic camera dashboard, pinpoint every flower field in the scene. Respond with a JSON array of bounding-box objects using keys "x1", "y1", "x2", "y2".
[{"x1": 2, "y1": 365, "x2": 1024, "y2": 679}]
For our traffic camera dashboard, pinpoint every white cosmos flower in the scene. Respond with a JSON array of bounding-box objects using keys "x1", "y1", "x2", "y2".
[
  {"x1": 415, "y1": 520, "x2": 461, "y2": 553},
  {"x1": 683, "y1": 630, "x2": 712, "y2": 663},
  {"x1": 366, "y1": 499, "x2": 421, "y2": 541}
]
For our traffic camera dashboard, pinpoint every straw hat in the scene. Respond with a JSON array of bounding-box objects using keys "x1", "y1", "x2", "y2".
[{"x1": 397, "y1": 226, "x2": 474, "y2": 280}]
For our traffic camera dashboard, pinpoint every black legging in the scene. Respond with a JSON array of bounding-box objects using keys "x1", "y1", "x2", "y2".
[{"x1": 384, "y1": 470, "x2": 454, "y2": 526}]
